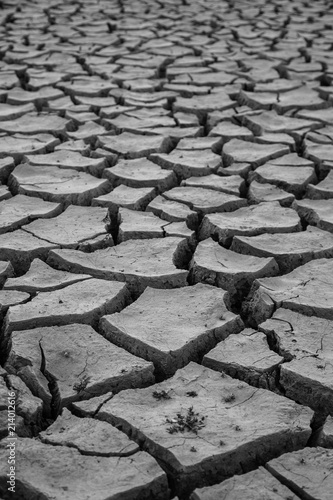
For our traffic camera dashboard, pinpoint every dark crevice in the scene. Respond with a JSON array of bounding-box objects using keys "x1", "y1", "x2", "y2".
[
  {"x1": 307, "y1": 410, "x2": 329, "y2": 447},
  {"x1": 39, "y1": 340, "x2": 62, "y2": 421}
]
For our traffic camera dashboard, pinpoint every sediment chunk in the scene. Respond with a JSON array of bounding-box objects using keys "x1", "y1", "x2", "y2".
[
  {"x1": 199, "y1": 202, "x2": 301, "y2": 246},
  {"x1": 100, "y1": 283, "x2": 242, "y2": 377},
  {"x1": 5, "y1": 324, "x2": 154, "y2": 406},
  {"x1": 0, "y1": 438, "x2": 168, "y2": 499},
  {"x1": 47, "y1": 237, "x2": 189, "y2": 294},
  {"x1": 74, "y1": 362, "x2": 312, "y2": 497},
  {"x1": 244, "y1": 259, "x2": 333, "y2": 325}
]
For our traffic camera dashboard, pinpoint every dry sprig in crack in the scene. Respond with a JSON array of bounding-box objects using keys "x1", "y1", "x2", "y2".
[
  {"x1": 166, "y1": 406, "x2": 206, "y2": 434},
  {"x1": 73, "y1": 375, "x2": 91, "y2": 394},
  {"x1": 153, "y1": 389, "x2": 171, "y2": 400},
  {"x1": 39, "y1": 340, "x2": 62, "y2": 420}
]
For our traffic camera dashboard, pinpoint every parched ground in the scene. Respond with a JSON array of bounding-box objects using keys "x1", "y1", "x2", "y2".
[{"x1": 1, "y1": 0, "x2": 333, "y2": 499}]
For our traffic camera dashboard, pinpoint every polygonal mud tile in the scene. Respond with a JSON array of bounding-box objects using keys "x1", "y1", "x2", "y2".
[
  {"x1": 142, "y1": 125, "x2": 203, "y2": 139},
  {"x1": 21, "y1": 205, "x2": 113, "y2": 250},
  {"x1": 9, "y1": 164, "x2": 111, "y2": 206},
  {"x1": 0, "y1": 438, "x2": 169, "y2": 500},
  {"x1": 5, "y1": 324, "x2": 154, "y2": 406},
  {"x1": 175, "y1": 137, "x2": 223, "y2": 153},
  {"x1": 0, "y1": 134, "x2": 60, "y2": 162},
  {"x1": 6, "y1": 87, "x2": 64, "y2": 105},
  {"x1": 176, "y1": 72, "x2": 236, "y2": 88},
  {"x1": 260, "y1": 309, "x2": 333, "y2": 414},
  {"x1": 208, "y1": 121, "x2": 253, "y2": 141},
  {"x1": 0, "y1": 103, "x2": 35, "y2": 121},
  {"x1": 191, "y1": 467, "x2": 298, "y2": 500},
  {"x1": 74, "y1": 362, "x2": 312, "y2": 497},
  {"x1": 237, "y1": 63, "x2": 280, "y2": 83},
  {"x1": 75, "y1": 96, "x2": 117, "y2": 109},
  {"x1": 97, "y1": 132, "x2": 171, "y2": 158},
  {"x1": 174, "y1": 111, "x2": 200, "y2": 127},
  {"x1": 66, "y1": 121, "x2": 108, "y2": 143},
  {"x1": 304, "y1": 125, "x2": 333, "y2": 146},
  {"x1": 0, "y1": 112, "x2": 71, "y2": 136},
  {"x1": 104, "y1": 114, "x2": 175, "y2": 134},
  {"x1": 0, "y1": 261, "x2": 14, "y2": 288},
  {"x1": 110, "y1": 89, "x2": 175, "y2": 106},
  {"x1": 284, "y1": 61, "x2": 322, "y2": 79},
  {"x1": 92, "y1": 185, "x2": 156, "y2": 217},
  {"x1": 47, "y1": 237, "x2": 189, "y2": 295},
  {"x1": 0, "y1": 194, "x2": 62, "y2": 234},
  {"x1": 0, "y1": 71, "x2": 20, "y2": 90},
  {"x1": 0, "y1": 291, "x2": 30, "y2": 317},
  {"x1": 248, "y1": 180, "x2": 295, "y2": 206},
  {"x1": 164, "y1": 83, "x2": 211, "y2": 97},
  {"x1": 231, "y1": 225, "x2": 333, "y2": 273},
  {"x1": 242, "y1": 110, "x2": 321, "y2": 135},
  {"x1": 40, "y1": 408, "x2": 139, "y2": 456},
  {"x1": 304, "y1": 139, "x2": 333, "y2": 170},
  {"x1": 238, "y1": 90, "x2": 279, "y2": 109},
  {"x1": 244, "y1": 259, "x2": 333, "y2": 326},
  {"x1": 26, "y1": 70, "x2": 65, "y2": 91},
  {"x1": 254, "y1": 132, "x2": 296, "y2": 150},
  {"x1": 297, "y1": 108, "x2": 333, "y2": 125},
  {"x1": 0, "y1": 157, "x2": 15, "y2": 183},
  {"x1": 6, "y1": 374, "x2": 43, "y2": 435},
  {"x1": 4, "y1": 278, "x2": 129, "y2": 334},
  {"x1": 162, "y1": 221, "x2": 196, "y2": 244},
  {"x1": 0, "y1": 230, "x2": 59, "y2": 274},
  {"x1": 4, "y1": 49, "x2": 49, "y2": 65},
  {"x1": 162, "y1": 186, "x2": 247, "y2": 214},
  {"x1": 48, "y1": 96, "x2": 78, "y2": 113},
  {"x1": 199, "y1": 202, "x2": 301, "y2": 246},
  {"x1": 266, "y1": 447, "x2": 333, "y2": 500},
  {"x1": 108, "y1": 89, "x2": 146, "y2": 106},
  {"x1": 90, "y1": 149, "x2": 118, "y2": 168},
  {"x1": 55, "y1": 139, "x2": 91, "y2": 155},
  {"x1": 147, "y1": 195, "x2": 199, "y2": 229},
  {"x1": 104, "y1": 157, "x2": 177, "y2": 191},
  {"x1": 65, "y1": 110, "x2": 100, "y2": 125},
  {"x1": 207, "y1": 111, "x2": 236, "y2": 131},
  {"x1": 149, "y1": 149, "x2": 221, "y2": 179},
  {"x1": 100, "y1": 283, "x2": 243, "y2": 377},
  {"x1": 24, "y1": 151, "x2": 107, "y2": 176},
  {"x1": 166, "y1": 66, "x2": 210, "y2": 78},
  {"x1": 190, "y1": 238, "x2": 278, "y2": 303},
  {"x1": 26, "y1": 53, "x2": 78, "y2": 71},
  {"x1": 181, "y1": 174, "x2": 245, "y2": 196},
  {"x1": 274, "y1": 87, "x2": 329, "y2": 112},
  {"x1": 99, "y1": 104, "x2": 136, "y2": 119},
  {"x1": 222, "y1": 139, "x2": 290, "y2": 168},
  {"x1": 307, "y1": 170, "x2": 333, "y2": 199},
  {"x1": 58, "y1": 79, "x2": 116, "y2": 97},
  {"x1": 203, "y1": 325, "x2": 283, "y2": 390},
  {"x1": 117, "y1": 207, "x2": 171, "y2": 242},
  {"x1": 292, "y1": 198, "x2": 333, "y2": 232},
  {"x1": 4, "y1": 259, "x2": 91, "y2": 293},
  {"x1": 218, "y1": 162, "x2": 252, "y2": 178},
  {"x1": 0, "y1": 186, "x2": 12, "y2": 201},
  {"x1": 249, "y1": 164, "x2": 317, "y2": 197},
  {"x1": 173, "y1": 92, "x2": 235, "y2": 119}
]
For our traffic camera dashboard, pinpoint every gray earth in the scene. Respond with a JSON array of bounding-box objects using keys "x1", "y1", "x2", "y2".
[{"x1": 0, "y1": 0, "x2": 332, "y2": 499}]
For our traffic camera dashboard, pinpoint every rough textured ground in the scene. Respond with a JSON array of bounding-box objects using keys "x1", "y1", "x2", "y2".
[{"x1": 0, "y1": 0, "x2": 333, "y2": 499}]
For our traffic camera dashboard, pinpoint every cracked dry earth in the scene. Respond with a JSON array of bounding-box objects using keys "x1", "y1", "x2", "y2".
[{"x1": 2, "y1": 1, "x2": 333, "y2": 500}]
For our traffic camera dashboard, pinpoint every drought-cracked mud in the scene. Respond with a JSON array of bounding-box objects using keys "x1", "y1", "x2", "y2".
[{"x1": 0, "y1": 0, "x2": 333, "y2": 499}]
